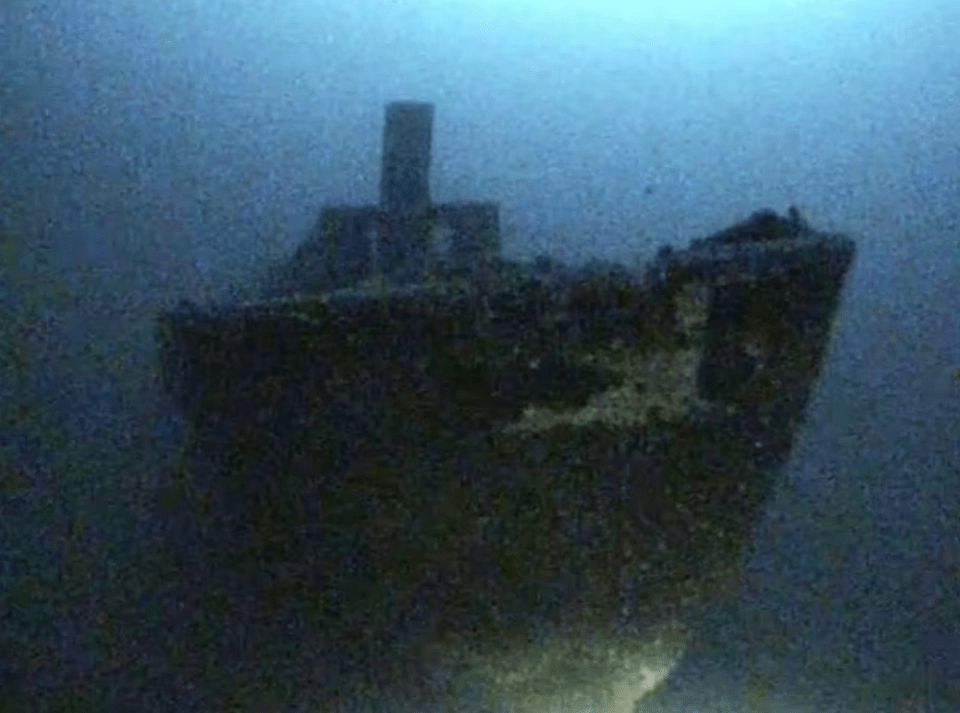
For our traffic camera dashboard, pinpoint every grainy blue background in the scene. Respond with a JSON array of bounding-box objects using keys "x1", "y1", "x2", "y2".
[{"x1": 2, "y1": 0, "x2": 958, "y2": 709}]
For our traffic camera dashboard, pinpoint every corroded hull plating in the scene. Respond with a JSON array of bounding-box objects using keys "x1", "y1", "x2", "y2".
[{"x1": 156, "y1": 210, "x2": 855, "y2": 651}]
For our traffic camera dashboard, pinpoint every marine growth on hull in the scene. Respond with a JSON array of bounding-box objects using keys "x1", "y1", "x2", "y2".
[{"x1": 154, "y1": 100, "x2": 857, "y2": 713}]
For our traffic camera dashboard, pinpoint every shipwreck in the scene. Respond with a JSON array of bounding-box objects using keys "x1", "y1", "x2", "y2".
[{"x1": 156, "y1": 100, "x2": 856, "y2": 703}]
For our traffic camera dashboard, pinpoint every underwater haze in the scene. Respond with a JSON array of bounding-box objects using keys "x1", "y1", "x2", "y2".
[{"x1": 2, "y1": 0, "x2": 959, "y2": 710}]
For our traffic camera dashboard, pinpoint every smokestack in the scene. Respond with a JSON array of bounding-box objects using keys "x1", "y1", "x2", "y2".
[{"x1": 379, "y1": 101, "x2": 434, "y2": 214}]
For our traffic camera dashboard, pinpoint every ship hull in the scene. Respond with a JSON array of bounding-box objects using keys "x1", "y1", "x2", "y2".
[{"x1": 156, "y1": 217, "x2": 855, "y2": 654}]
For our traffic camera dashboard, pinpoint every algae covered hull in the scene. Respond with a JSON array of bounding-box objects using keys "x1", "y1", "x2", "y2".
[{"x1": 155, "y1": 208, "x2": 855, "y2": 647}]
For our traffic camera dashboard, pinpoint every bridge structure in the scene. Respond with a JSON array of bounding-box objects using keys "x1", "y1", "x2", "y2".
[{"x1": 309, "y1": 101, "x2": 501, "y2": 290}]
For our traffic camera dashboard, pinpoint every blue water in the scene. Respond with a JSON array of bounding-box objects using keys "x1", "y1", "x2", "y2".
[{"x1": 659, "y1": 251, "x2": 960, "y2": 712}]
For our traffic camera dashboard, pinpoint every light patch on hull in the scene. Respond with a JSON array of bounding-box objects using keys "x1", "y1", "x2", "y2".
[
  {"x1": 446, "y1": 619, "x2": 689, "y2": 713},
  {"x1": 503, "y1": 346, "x2": 705, "y2": 433},
  {"x1": 504, "y1": 282, "x2": 711, "y2": 434}
]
